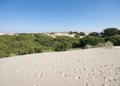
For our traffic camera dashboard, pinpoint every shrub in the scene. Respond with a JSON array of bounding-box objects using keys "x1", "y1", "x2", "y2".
[
  {"x1": 54, "y1": 36, "x2": 73, "y2": 43},
  {"x1": 80, "y1": 36, "x2": 105, "y2": 47},
  {"x1": 85, "y1": 45, "x2": 93, "y2": 49},
  {"x1": 89, "y1": 32, "x2": 100, "y2": 37},
  {"x1": 105, "y1": 41, "x2": 113, "y2": 46},
  {"x1": 105, "y1": 35, "x2": 120, "y2": 46},
  {"x1": 34, "y1": 34, "x2": 53, "y2": 47},
  {"x1": 15, "y1": 34, "x2": 35, "y2": 41},
  {"x1": 104, "y1": 41, "x2": 113, "y2": 48},
  {"x1": 53, "y1": 36, "x2": 79, "y2": 51},
  {"x1": 74, "y1": 34, "x2": 80, "y2": 38},
  {"x1": 79, "y1": 32, "x2": 85, "y2": 36},
  {"x1": 102, "y1": 28, "x2": 119, "y2": 37},
  {"x1": 54, "y1": 42, "x2": 72, "y2": 51},
  {"x1": 97, "y1": 43, "x2": 105, "y2": 47}
]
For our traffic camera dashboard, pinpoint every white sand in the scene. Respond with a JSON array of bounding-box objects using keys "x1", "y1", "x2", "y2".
[{"x1": 0, "y1": 47, "x2": 120, "y2": 86}]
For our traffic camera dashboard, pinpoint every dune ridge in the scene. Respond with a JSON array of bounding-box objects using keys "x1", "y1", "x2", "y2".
[{"x1": 0, "y1": 47, "x2": 120, "y2": 86}]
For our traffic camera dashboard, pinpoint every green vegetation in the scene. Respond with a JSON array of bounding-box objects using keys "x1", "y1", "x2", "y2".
[
  {"x1": 101, "y1": 28, "x2": 119, "y2": 37},
  {"x1": 89, "y1": 32, "x2": 100, "y2": 37},
  {"x1": 0, "y1": 28, "x2": 120, "y2": 58},
  {"x1": 80, "y1": 36, "x2": 105, "y2": 47},
  {"x1": 105, "y1": 35, "x2": 120, "y2": 46},
  {"x1": 79, "y1": 32, "x2": 85, "y2": 36}
]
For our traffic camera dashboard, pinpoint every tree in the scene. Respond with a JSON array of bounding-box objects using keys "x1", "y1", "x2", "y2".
[
  {"x1": 79, "y1": 32, "x2": 85, "y2": 36},
  {"x1": 89, "y1": 32, "x2": 100, "y2": 37},
  {"x1": 68, "y1": 31, "x2": 73, "y2": 35},
  {"x1": 118, "y1": 30, "x2": 120, "y2": 35},
  {"x1": 74, "y1": 34, "x2": 80, "y2": 38},
  {"x1": 80, "y1": 36, "x2": 104, "y2": 47},
  {"x1": 102, "y1": 28, "x2": 119, "y2": 37},
  {"x1": 73, "y1": 31, "x2": 79, "y2": 34},
  {"x1": 105, "y1": 35, "x2": 120, "y2": 46}
]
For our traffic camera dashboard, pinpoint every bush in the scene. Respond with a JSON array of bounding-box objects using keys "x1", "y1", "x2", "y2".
[
  {"x1": 54, "y1": 36, "x2": 73, "y2": 43},
  {"x1": 74, "y1": 34, "x2": 80, "y2": 38},
  {"x1": 97, "y1": 43, "x2": 105, "y2": 47},
  {"x1": 0, "y1": 28, "x2": 119, "y2": 58},
  {"x1": 54, "y1": 42, "x2": 72, "y2": 51},
  {"x1": 104, "y1": 41, "x2": 113, "y2": 48},
  {"x1": 53, "y1": 36, "x2": 79, "y2": 51},
  {"x1": 118, "y1": 30, "x2": 120, "y2": 35},
  {"x1": 15, "y1": 34, "x2": 35, "y2": 41},
  {"x1": 85, "y1": 45, "x2": 93, "y2": 49},
  {"x1": 34, "y1": 34, "x2": 53, "y2": 47},
  {"x1": 79, "y1": 32, "x2": 85, "y2": 36},
  {"x1": 80, "y1": 36, "x2": 105, "y2": 47},
  {"x1": 105, "y1": 35, "x2": 120, "y2": 46},
  {"x1": 102, "y1": 28, "x2": 119, "y2": 37},
  {"x1": 89, "y1": 32, "x2": 100, "y2": 37},
  {"x1": 105, "y1": 41, "x2": 113, "y2": 46}
]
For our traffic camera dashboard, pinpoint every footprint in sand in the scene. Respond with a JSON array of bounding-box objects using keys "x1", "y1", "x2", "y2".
[
  {"x1": 53, "y1": 59, "x2": 58, "y2": 65},
  {"x1": 85, "y1": 82, "x2": 92, "y2": 86},
  {"x1": 100, "y1": 64, "x2": 108, "y2": 68},
  {"x1": 76, "y1": 68, "x2": 81, "y2": 71},
  {"x1": 119, "y1": 67, "x2": 120, "y2": 70},
  {"x1": 104, "y1": 76, "x2": 114, "y2": 82},
  {"x1": 90, "y1": 59, "x2": 96, "y2": 63},
  {"x1": 37, "y1": 72, "x2": 44, "y2": 78},
  {"x1": 74, "y1": 76, "x2": 81, "y2": 79},
  {"x1": 65, "y1": 66, "x2": 70, "y2": 69},
  {"x1": 48, "y1": 66, "x2": 54, "y2": 70},
  {"x1": 91, "y1": 69, "x2": 102, "y2": 75},
  {"x1": 102, "y1": 83, "x2": 108, "y2": 86},
  {"x1": 96, "y1": 70, "x2": 103, "y2": 75},
  {"x1": 35, "y1": 68, "x2": 40, "y2": 72},
  {"x1": 60, "y1": 73, "x2": 67, "y2": 77},
  {"x1": 78, "y1": 59, "x2": 82, "y2": 62},
  {"x1": 81, "y1": 67, "x2": 86, "y2": 71}
]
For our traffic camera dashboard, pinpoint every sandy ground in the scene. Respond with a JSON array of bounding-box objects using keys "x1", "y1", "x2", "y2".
[{"x1": 0, "y1": 47, "x2": 120, "y2": 86}]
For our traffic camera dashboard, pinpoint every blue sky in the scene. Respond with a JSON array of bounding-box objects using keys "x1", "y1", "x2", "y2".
[{"x1": 0, "y1": 0, "x2": 120, "y2": 33}]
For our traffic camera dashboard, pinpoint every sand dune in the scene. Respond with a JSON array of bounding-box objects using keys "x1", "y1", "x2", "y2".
[{"x1": 0, "y1": 47, "x2": 120, "y2": 86}]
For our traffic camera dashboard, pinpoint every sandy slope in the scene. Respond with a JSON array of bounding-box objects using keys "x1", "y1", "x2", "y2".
[{"x1": 0, "y1": 47, "x2": 120, "y2": 86}]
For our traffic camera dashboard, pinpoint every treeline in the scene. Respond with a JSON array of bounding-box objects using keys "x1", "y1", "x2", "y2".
[{"x1": 0, "y1": 28, "x2": 120, "y2": 58}]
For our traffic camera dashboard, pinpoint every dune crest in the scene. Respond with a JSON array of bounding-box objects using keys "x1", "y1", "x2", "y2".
[{"x1": 0, "y1": 47, "x2": 120, "y2": 86}]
